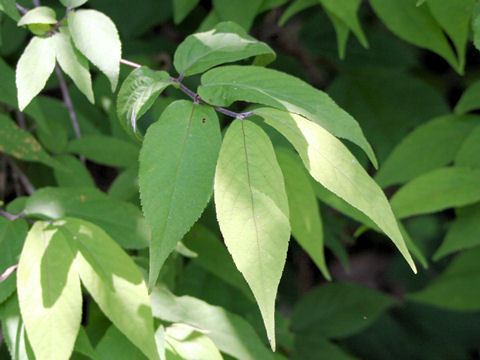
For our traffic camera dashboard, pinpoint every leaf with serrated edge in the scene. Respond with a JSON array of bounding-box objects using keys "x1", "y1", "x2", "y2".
[
  {"x1": 68, "y1": 9, "x2": 121, "y2": 91},
  {"x1": 253, "y1": 107, "x2": 415, "y2": 273},
  {"x1": 139, "y1": 100, "x2": 221, "y2": 290},
  {"x1": 16, "y1": 36, "x2": 56, "y2": 110},
  {"x1": 214, "y1": 119, "x2": 290, "y2": 350},
  {"x1": 62, "y1": 217, "x2": 159, "y2": 360},
  {"x1": 17, "y1": 221, "x2": 81, "y2": 360},
  {"x1": 198, "y1": 65, "x2": 377, "y2": 168}
]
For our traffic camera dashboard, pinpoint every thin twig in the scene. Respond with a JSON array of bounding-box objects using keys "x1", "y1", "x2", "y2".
[
  {"x1": 0, "y1": 265, "x2": 18, "y2": 283},
  {"x1": 6, "y1": 157, "x2": 35, "y2": 195},
  {"x1": 0, "y1": 209, "x2": 24, "y2": 221},
  {"x1": 32, "y1": 0, "x2": 40, "y2": 7},
  {"x1": 16, "y1": 3, "x2": 28, "y2": 14},
  {"x1": 15, "y1": 110, "x2": 27, "y2": 130},
  {"x1": 120, "y1": 58, "x2": 142, "y2": 68},
  {"x1": 0, "y1": 156, "x2": 6, "y2": 202},
  {"x1": 55, "y1": 65, "x2": 82, "y2": 139}
]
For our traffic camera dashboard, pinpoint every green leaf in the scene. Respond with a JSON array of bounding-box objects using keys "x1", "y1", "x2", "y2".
[
  {"x1": 60, "y1": 0, "x2": 88, "y2": 8},
  {"x1": 0, "y1": 114, "x2": 59, "y2": 168},
  {"x1": 214, "y1": 119, "x2": 290, "y2": 350},
  {"x1": 62, "y1": 218, "x2": 159, "y2": 360},
  {"x1": 391, "y1": 167, "x2": 480, "y2": 219},
  {"x1": 473, "y1": 2, "x2": 480, "y2": 52},
  {"x1": 165, "y1": 324, "x2": 223, "y2": 360},
  {"x1": 54, "y1": 30, "x2": 94, "y2": 103},
  {"x1": 174, "y1": 21, "x2": 275, "y2": 77},
  {"x1": 139, "y1": 100, "x2": 221, "y2": 289},
  {"x1": 74, "y1": 327, "x2": 99, "y2": 360},
  {"x1": 369, "y1": 0, "x2": 458, "y2": 71},
  {"x1": 254, "y1": 107, "x2": 416, "y2": 272},
  {"x1": 150, "y1": 287, "x2": 276, "y2": 360},
  {"x1": 183, "y1": 225, "x2": 253, "y2": 300},
  {"x1": 17, "y1": 6, "x2": 57, "y2": 26},
  {"x1": 108, "y1": 166, "x2": 139, "y2": 201},
  {"x1": 375, "y1": 115, "x2": 480, "y2": 187},
  {"x1": 96, "y1": 325, "x2": 148, "y2": 360},
  {"x1": 291, "y1": 282, "x2": 395, "y2": 338},
  {"x1": 427, "y1": 0, "x2": 474, "y2": 73},
  {"x1": 275, "y1": 148, "x2": 330, "y2": 280},
  {"x1": 116, "y1": 67, "x2": 173, "y2": 139},
  {"x1": 0, "y1": 218, "x2": 27, "y2": 304},
  {"x1": 455, "y1": 125, "x2": 480, "y2": 169},
  {"x1": 66, "y1": 135, "x2": 139, "y2": 168},
  {"x1": 68, "y1": 9, "x2": 121, "y2": 91},
  {"x1": 409, "y1": 247, "x2": 480, "y2": 310},
  {"x1": 212, "y1": 0, "x2": 262, "y2": 29},
  {"x1": 17, "y1": 221, "x2": 82, "y2": 360},
  {"x1": 0, "y1": 0, "x2": 20, "y2": 21},
  {"x1": 318, "y1": 0, "x2": 367, "y2": 47},
  {"x1": 198, "y1": 65, "x2": 377, "y2": 168},
  {"x1": 293, "y1": 335, "x2": 360, "y2": 360},
  {"x1": 325, "y1": 9, "x2": 350, "y2": 59},
  {"x1": 24, "y1": 187, "x2": 149, "y2": 249},
  {"x1": 53, "y1": 154, "x2": 95, "y2": 188},
  {"x1": 434, "y1": 204, "x2": 480, "y2": 260},
  {"x1": 279, "y1": 0, "x2": 317, "y2": 26},
  {"x1": 173, "y1": 0, "x2": 200, "y2": 24},
  {"x1": 16, "y1": 36, "x2": 56, "y2": 110},
  {"x1": 455, "y1": 80, "x2": 480, "y2": 114}
]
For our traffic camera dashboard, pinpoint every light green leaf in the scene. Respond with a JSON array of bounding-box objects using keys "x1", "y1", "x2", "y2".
[
  {"x1": 0, "y1": 0, "x2": 20, "y2": 21},
  {"x1": 139, "y1": 100, "x2": 221, "y2": 289},
  {"x1": 17, "y1": 221, "x2": 82, "y2": 360},
  {"x1": 391, "y1": 167, "x2": 480, "y2": 219},
  {"x1": 116, "y1": 67, "x2": 173, "y2": 139},
  {"x1": 54, "y1": 30, "x2": 94, "y2": 103},
  {"x1": 16, "y1": 36, "x2": 56, "y2": 110},
  {"x1": 427, "y1": 0, "x2": 474, "y2": 73},
  {"x1": 63, "y1": 217, "x2": 159, "y2": 360},
  {"x1": 434, "y1": 204, "x2": 480, "y2": 260},
  {"x1": 0, "y1": 218, "x2": 27, "y2": 304},
  {"x1": 455, "y1": 80, "x2": 480, "y2": 114},
  {"x1": 174, "y1": 21, "x2": 275, "y2": 77},
  {"x1": 66, "y1": 135, "x2": 139, "y2": 168},
  {"x1": 0, "y1": 113, "x2": 59, "y2": 168},
  {"x1": 60, "y1": 0, "x2": 88, "y2": 8},
  {"x1": 369, "y1": 0, "x2": 458, "y2": 71},
  {"x1": 213, "y1": 0, "x2": 262, "y2": 29},
  {"x1": 409, "y1": 247, "x2": 480, "y2": 310},
  {"x1": 173, "y1": 0, "x2": 200, "y2": 24},
  {"x1": 375, "y1": 115, "x2": 480, "y2": 187},
  {"x1": 291, "y1": 282, "x2": 395, "y2": 338},
  {"x1": 17, "y1": 6, "x2": 57, "y2": 26},
  {"x1": 214, "y1": 119, "x2": 290, "y2": 350},
  {"x1": 165, "y1": 324, "x2": 223, "y2": 360},
  {"x1": 254, "y1": 107, "x2": 416, "y2": 272},
  {"x1": 318, "y1": 0, "x2": 367, "y2": 47},
  {"x1": 279, "y1": 0, "x2": 317, "y2": 25},
  {"x1": 199, "y1": 65, "x2": 377, "y2": 167},
  {"x1": 24, "y1": 187, "x2": 149, "y2": 249},
  {"x1": 275, "y1": 148, "x2": 330, "y2": 280},
  {"x1": 53, "y1": 154, "x2": 95, "y2": 188},
  {"x1": 183, "y1": 225, "x2": 253, "y2": 300},
  {"x1": 150, "y1": 287, "x2": 276, "y2": 360},
  {"x1": 68, "y1": 9, "x2": 121, "y2": 91}
]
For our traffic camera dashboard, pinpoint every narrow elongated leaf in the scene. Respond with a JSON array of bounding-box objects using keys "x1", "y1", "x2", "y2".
[
  {"x1": 16, "y1": 36, "x2": 56, "y2": 110},
  {"x1": 276, "y1": 148, "x2": 330, "y2": 280},
  {"x1": 199, "y1": 65, "x2": 377, "y2": 167},
  {"x1": 139, "y1": 100, "x2": 221, "y2": 289},
  {"x1": 17, "y1": 221, "x2": 82, "y2": 360},
  {"x1": 279, "y1": 0, "x2": 318, "y2": 25},
  {"x1": 66, "y1": 135, "x2": 139, "y2": 168},
  {"x1": 254, "y1": 107, "x2": 415, "y2": 272},
  {"x1": 165, "y1": 324, "x2": 223, "y2": 360},
  {"x1": 434, "y1": 204, "x2": 480, "y2": 260},
  {"x1": 214, "y1": 119, "x2": 290, "y2": 349},
  {"x1": 291, "y1": 282, "x2": 395, "y2": 338},
  {"x1": 0, "y1": 218, "x2": 27, "y2": 304},
  {"x1": 173, "y1": 0, "x2": 200, "y2": 23},
  {"x1": 24, "y1": 187, "x2": 148, "y2": 249},
  {"x1": 174, "y1": 21, "x2": 275, "y2": 77},
  {"x1": 0, "y1": 114, "x2": 58, "y2": 168},
  {"x1": 116, "y1": 67, "x2": 173, "y2": 139},
  {"x1": 63, "y1": 218, "x2": 159, "y2": 360},
  {"x1": 213, "y1": 0, "x2": 262, "y2": 29},
  {"x1": 326, "y1": 9, "x2": 350, "y2": 59},
  {"x1": 54, "y1": 30, "x2": 94, "y2": 103},
  {"x1": 17, "y1": 7, "x2": 57, "y2": 26},
  {"x1": 0, "y1": 0, "x2": 20, "y2": 21},
  {"x1": 375, "y1": 115, "x2": 480, "y2": 187},
  {"x1": 150, "y1": 288, "x2": 276, "y2": 360},
  {"x1": 391, "y1": 167, "x2": 480, "y2": 219},
  {"x1": 369, "y1": 0, "x2": 458, "y2": 71},
  {"x1": 455, "y1": 125, "x2": 480, "y2": 169},
  {"x1": 455, "y1": 80, "x2": 480, "y2": 114},
  {"x1": 68, "y1": 9, "x2": 121, "y2": 91},
  {"x1": 409, "y1": 247, "x2": 480, "y2": 310}
]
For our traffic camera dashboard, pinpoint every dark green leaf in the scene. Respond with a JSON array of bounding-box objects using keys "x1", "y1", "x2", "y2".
[
  {"x1": 53, "y1": 154, "x2": 95, "y2": 188},
  {"x1": 212, "y1": 0, "x2": 262, "y2": 29},
  {"x1": 0, "y1": 0, "x2": 20, "y2": 21},
  {"x1": 173, "y1": 0, "x2": 200, "y2": 24},
  {"x1": 455, "y1": 125, "x2": 480, "y2": 169},
  {"x1": 455, "y1": 80, "x2": 480, "y2": 114}
]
